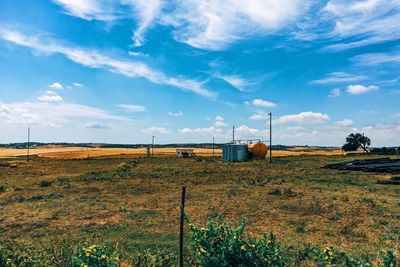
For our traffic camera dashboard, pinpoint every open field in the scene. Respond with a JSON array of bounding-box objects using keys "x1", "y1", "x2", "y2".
[
  {"x1": 0, "y1": 146, "x2": 343, "y2": 159},
  {"x1": 1, "y1": 154, "x2": 399, "y2": 264}
]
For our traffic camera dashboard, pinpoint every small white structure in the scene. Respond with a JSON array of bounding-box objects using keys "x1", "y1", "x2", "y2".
[{"x1": 176, "y1": 149, "x2": 195, "y2": 158}]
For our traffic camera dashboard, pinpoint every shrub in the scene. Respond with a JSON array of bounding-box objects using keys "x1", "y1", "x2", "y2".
[
  {"x1": 186, "y1": 214, "x2": 286, "y2": 267},
  {"x1": 0, "y1": 241, "x2": 44, "y2": 267},
  {"x1": 71, "y1": 243, "x2": 120, "y2": 267},
  {"x1": 130, "y1": 249, "x2": 176, "y2": 266},
  {"x1": 39, "y1": 180, "x2": 53, "y2": 187}
]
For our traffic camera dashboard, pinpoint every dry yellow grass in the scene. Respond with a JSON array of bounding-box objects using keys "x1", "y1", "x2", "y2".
[{"x1": 0, "y1": 146, "x2": 343, "y2": 159}]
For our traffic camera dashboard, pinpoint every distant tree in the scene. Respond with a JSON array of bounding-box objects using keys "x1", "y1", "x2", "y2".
[{"x1": 342, "y1": 133, "x2": 371, "y2": 154}]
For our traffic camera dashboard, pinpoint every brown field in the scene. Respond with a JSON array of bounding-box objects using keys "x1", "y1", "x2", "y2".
[
  {"x1": 0, "y1": 146, "x2": 343, "y2": 159},
  {"x1": 1, "y1": 153, "x2": 399, "y2": 264}
]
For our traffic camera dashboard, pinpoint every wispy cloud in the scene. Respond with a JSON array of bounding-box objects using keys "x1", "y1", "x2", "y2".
[
  {"x1": 124, "y1": 0, "x2": 161, "y2": 47},
  {"x1": 86, "y1": 122, "x2": 110, "y2": 129},
  {"x1": 52, "y1": 0, "x2": 116, "y2": 21},
  {"x1": 352, "y1": 51, "x2": 400, "y2": 66},
  {"x1": 311, "y1": 72, "x2": 366, "y2": 84},
  {"x1": 117, "y1": 104, "x2": 147, "y2": 112},
  {"x1": 322, "y1": 0, "x2": 400, "y2": 50},
  {"x1": 160, "y1": 0, "x2": 310, "y2": 50},
  {"x1": 214, "y1": 74, "x2": 253, "y2": 91},
  {"x1": 141, "y1": 126, "x2": 171, "y2": 134},
  {"x1": 73, "y1": 82, "x2": 83, "y2": 87},
  {"x1": 0, "y1": 101, "x2": 128, "y2": 127},
  {"x1": 328, "y1": 88, "x2": 342, "y2": 97},
  {"x1": 0, "y1": 29, "x2": 214, "y2": 98}
]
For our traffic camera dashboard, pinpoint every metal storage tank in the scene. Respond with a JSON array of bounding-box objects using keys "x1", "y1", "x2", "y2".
[
  {"x1": 222, "y1": 144, "x2": 248, "y2": 162},
  {"x1": 248, "y1": 141, "x2": 268, "y2": 160}
]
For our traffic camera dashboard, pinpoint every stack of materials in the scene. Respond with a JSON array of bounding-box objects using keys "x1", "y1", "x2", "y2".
[{"x1": 325, "y1": 158, "x2": 400, "y2": 174}]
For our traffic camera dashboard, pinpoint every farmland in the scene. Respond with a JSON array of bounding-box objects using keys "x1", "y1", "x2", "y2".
[
  {"x1": 0, "y1": 153, "x2": 399, "y2": 265},
  {"x1": 0, "y1": 145, "x2": 343, "y2": 159}
]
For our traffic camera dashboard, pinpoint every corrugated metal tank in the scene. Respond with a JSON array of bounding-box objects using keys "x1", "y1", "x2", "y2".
[
  {"x1": 222, "y1": 144, "x2": 248, "y2": 162},
  {"x1": 248, "y1": 142, "x2": 268, "y2": 160}
]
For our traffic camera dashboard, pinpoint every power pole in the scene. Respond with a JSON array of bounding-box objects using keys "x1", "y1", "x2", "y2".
[
  {"x1": 151, "y1": 136, "x2": 155, "y2": 158},
  {"x1": 268, "y1": 113, "x2": 272, "y2": 163},
  {"x1": 212, "y1": 136, "x2": 215, "y2": 160},
  {"x1": 27, "y1": 127, "x2": 30, "y2": 162},
  {"x1": 232, "y1": 126, "x2": 235, "y2": 144}
]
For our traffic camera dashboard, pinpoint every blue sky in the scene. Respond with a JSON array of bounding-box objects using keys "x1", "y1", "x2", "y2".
[{"x1": 0, "y1": 0, "x2": 399, "y2": 146}]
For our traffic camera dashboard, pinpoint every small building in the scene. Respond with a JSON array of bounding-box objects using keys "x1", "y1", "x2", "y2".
[{"x1": 176, "y1": 149, "x2": 195, "y2": 158}]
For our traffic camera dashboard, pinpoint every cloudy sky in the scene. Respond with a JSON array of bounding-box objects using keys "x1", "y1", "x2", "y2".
[{"x1": 0, "y1": 0, "x2": 399, "y2": 146}]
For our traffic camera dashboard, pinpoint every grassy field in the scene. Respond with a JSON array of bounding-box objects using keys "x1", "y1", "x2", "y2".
[{"x1": 0, "y1": 154, "x2": 399, "y2": 263}]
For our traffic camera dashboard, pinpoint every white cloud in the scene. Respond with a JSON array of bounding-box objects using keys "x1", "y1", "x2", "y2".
[
  {"x1": 179, "y1": 126, "x2": 224, "y2": 136},
  {"x1": 323, "y1": 0, "x2": 400, "y2": 50},
  {"x1": 335, "y1": 119, "x2": 353, "y2": 127},
  {"x1": 329, "y1": 88, "x2": 342, "y2": 97},
  {"x1": 52, "y1": 0, "x2": 115, "y2": 21},
  {"x1": 73, "y1": 82, "x2": 83, "y2": 87},
  {"x1": 86, "y1": 123, "x2": 110, "y2": 129},
  {"x1": 274, "y1": 111, "x2": 330, "y2": 125},
  {"x1": 141, "y1": 126, "x2": 171, "y2": 134},
  {"x1": 235, "y1": 125, "x2": 268, "y2": 137},
  {"x1": 252, "y1": 99, "x2": 277, "y2": 108},
  {"x1": 311, "y1": 72, "x2": 366, "y2": 84},
  {"x1": 0, "y1": 29, "x2": 214, "y2": 98},
  {"x1": 249, "y1": 114, "x2": 268, "y2": 120},
  {"x1": 117, "y1": 104, "x2": 147, "y2": 112},
  {"x1": 346, "y1": 84, "x2": 378, "y2": 95},
  {"x1": 38, "y1": 94, "x2": 63, "y2": 102},
  {"x1": 214, "y1": 116, "x2": 227, "y2": 127},
  {"x1": 161, "y1": 0, "x2": 310, "y2": 50},
  {"x1": 168, "y1": 111, "x2": 183, "y2": 117},
  {"x1": 49, "y1": 82, "x2": 63, "y2": 90},
  {"x1": 0, "y1": 101, "x2": 127, "y2": 127}
]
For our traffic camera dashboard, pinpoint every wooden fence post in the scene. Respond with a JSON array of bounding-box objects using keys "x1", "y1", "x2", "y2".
[{"x1": 179, "y1": 186, "x2": 186, "y2": 267}]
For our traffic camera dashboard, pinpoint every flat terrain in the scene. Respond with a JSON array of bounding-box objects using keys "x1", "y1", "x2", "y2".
[
  {"x1": 0, "y1": 154, "x2": 399, "y2": 259},
  {"x1": 0, "y1": 146, "x2": 343, "y2": 159}
]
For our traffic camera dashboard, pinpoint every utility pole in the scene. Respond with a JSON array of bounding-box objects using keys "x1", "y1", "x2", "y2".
[
  {"x1": 268, "y1": 113, "x2": 272, "y2": 163},
  {"x1": 27, "y1": 127, "x2": 30, "y2": 162},
  {"x1": 151, "y1": 136, "x2": 155, "y2": 158},
  {"x1": 212, "y1": 136, "x2": 215, "y2": 160},
  {"x1": 232, "y1": 126, "x2": 235, "y2": 144}
]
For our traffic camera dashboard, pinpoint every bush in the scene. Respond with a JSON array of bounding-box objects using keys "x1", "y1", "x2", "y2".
[
  {"x1": 71, "y1": 243, "x2": 121, "y2": 267},
  {"x1": 130, "y1": 249, "x2": 176, "y2": 266},
  {"x1": 39, "y1": 180, "x2": 53, "y2": 187},
  {"x1": 0, "y1": 241, "x2": 44, "y2": 267},
  {"x1": 186, "y1": 214, "x2": 286, "y2": 267}
]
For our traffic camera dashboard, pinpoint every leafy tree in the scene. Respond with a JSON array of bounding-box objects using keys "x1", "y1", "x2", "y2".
[{"x1": 342, "y1": 133, "x2": 371, "y2": 154}]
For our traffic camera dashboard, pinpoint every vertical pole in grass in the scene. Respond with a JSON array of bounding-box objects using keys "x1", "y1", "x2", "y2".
[
  {"x1": 27, "y1": 127, "x2": 30, "y2": 162},
  {"x1": 180, "y1": 186, "x2": 186, "y2": 267},
  {"x1": 269, "y1": 112, "x2": 272, "y2": 163},
  {"x1": 212, "y1": 136, "x2": 215, "y2": 160}
]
